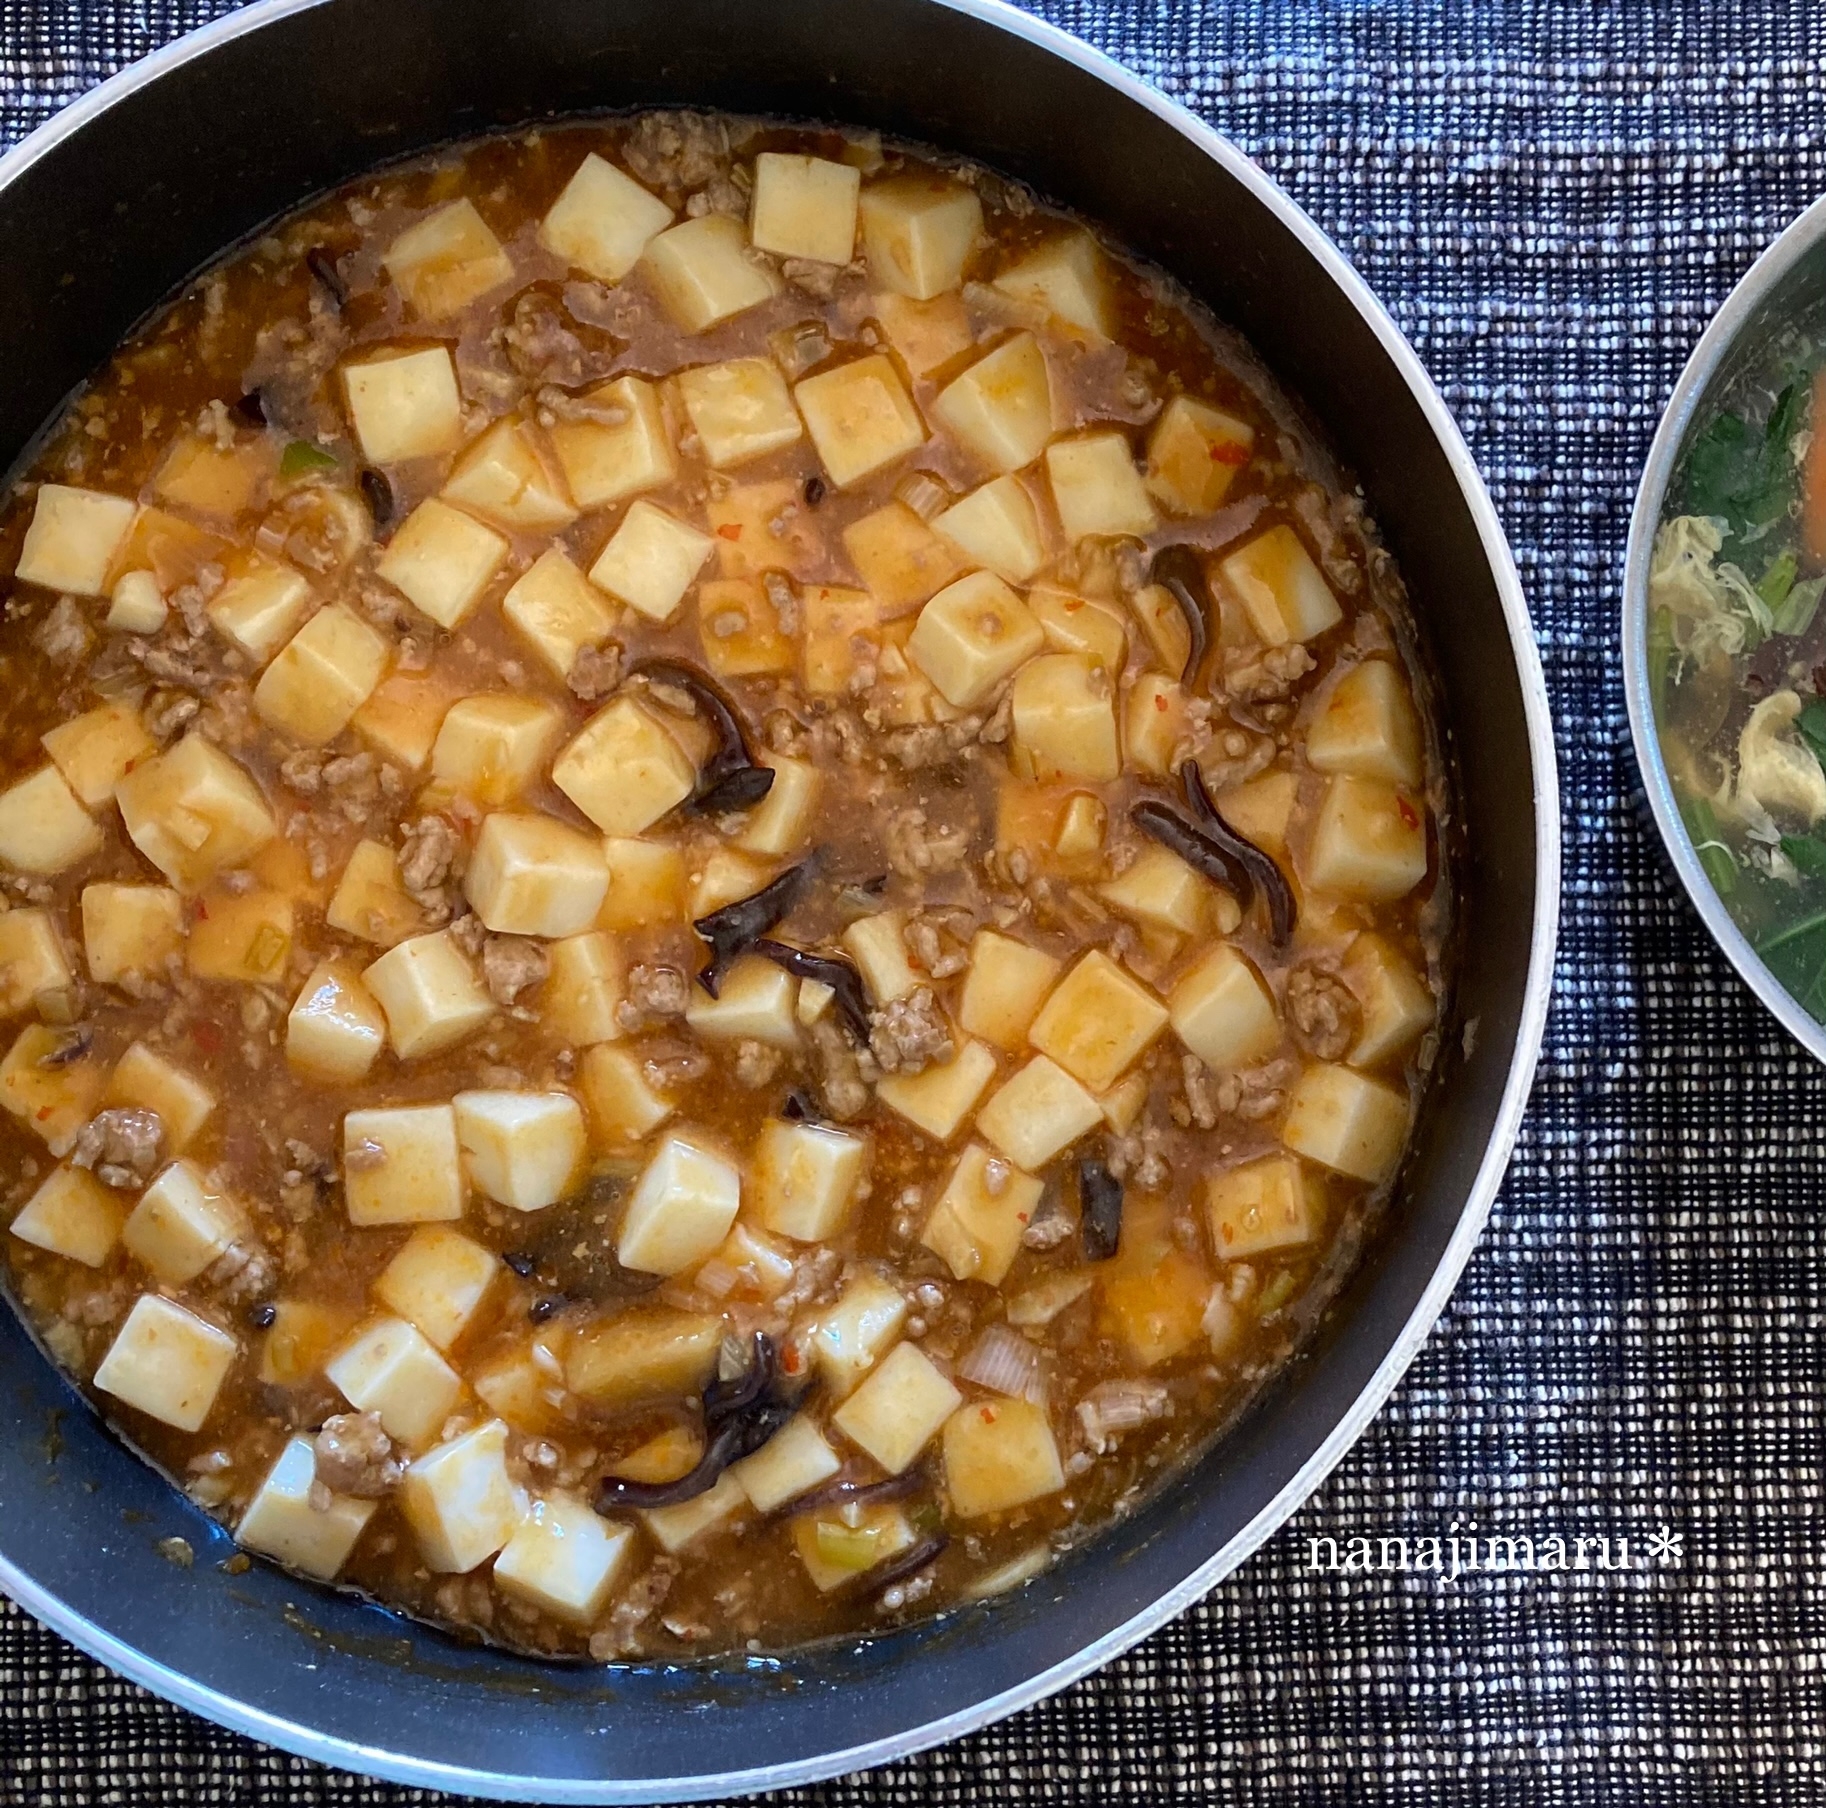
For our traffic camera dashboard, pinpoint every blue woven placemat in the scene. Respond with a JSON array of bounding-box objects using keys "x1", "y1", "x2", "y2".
[{"x1": 2, "y1": 1, "x2": 1821, "y2": 1803}]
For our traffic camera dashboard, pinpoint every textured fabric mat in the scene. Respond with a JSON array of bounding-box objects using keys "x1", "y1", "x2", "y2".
[{"x1": 1, "y1": 0, "x2": 1820, "y2": 1802}]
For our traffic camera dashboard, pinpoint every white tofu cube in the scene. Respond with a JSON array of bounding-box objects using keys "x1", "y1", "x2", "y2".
[
  {"x1": 753, "y1": 1118, "x2": 869, "y2": 1241},
  {"x1": 1206, "y1": 1154, "x2": 1324, "y2": 1259},
  {"x1": 106, "y1": 568, "x2": 169, "y2": 634},
  {"x1": 207, "y1": 553, "x2": 317, "y2": 663},
  {"x1": 1219, "y1": 525, "x2": 1343, "y2": 644},
  {"x1": 454, "y1": 1090, "x2": 586, "y2": 1212},
  {"x1": 8, "y1": 1163, "x2": 125, "y2": 1267},
  {"x1": 1099, "y1": 843, "x2": 1220, "y2": 938},
  {"x1": 957, "y1": 930, "x2": 1060, "y2": 1050},
  {"x1": 617, "y1": 1132, "x2": 742, "y2": 1275},
  {"x1": 326, "y1": 839, "x2": 425, "y2": 949},
  {"x1": 1027, "y1": 949, "x2": 1167, "y2": 1093},
  {"x1": 41, "y1": 701, "x2": 155, "y2": 811},
  {"x1": 795, "y1": 354, "x2": 926, "y2": 490},
  {"x1": 931, "y1": 333, "x2": 1054, "y2": 474},
  {"x1": 858, "y1": 174, "x2": 983, "y2": 298},
  {"x1": 547, "y1": 376, "x2": 676, "y2": 510},
  {"x1": 841, "y1": 910, "x2": 919, "y2": 1004},
  {"x1": 254, "y1": 602, "x2": 390, "y2": 745},
  {"x1": 975, "y1": 1054, "x2": 1102, "y2": 1171},
  {"x1": 729, "y1": 1414, "x2": 842, "y2": 1513},
  {"x1": 16, "y1": 484, "x2": 136, "y2": 595},
  {"x1": 942, "y1": 1397, "x2": 1064, "y2": 1518},
  {"x1": 0, "y1": 1021, "x2": 103, "y2": 1154},
  {"x1": 430, "y1": 695, "x2": 563, "y2": 808},
  {"x1": 399, "y1": 1419, "x2": 522, "y2": 1572},
  {"x1": 1045, "y1": 431, "x2": 1157, "y2": 541},
  {"x1": 735, "y1": 756, "x2": 819, "y2": 858},
  {"x1": 0, "y1": 767, "x2": 101, "y2": 876},
  {"x1": 579, "y1": 1042, "x2": 673, "y2": 1146},
  {"x1": 377, "y1": 499, "x2": 508, "y2": 630},
  {"x1": 1146, "y1": 395, "x2": 1254, "y2": 516},
  {"x1": 236, "y1": 1435, "x2": 376, "y2": 1580},
  {"x1": 751, "y1": 153, "x2": 861, "y2": 263},
  {"x1": 287, "y1": 959, "x2": 388, "y2": 1083},
  {"x1": 1307, "y1": 659, "x2": 1424, "y2": 787},
  {"x1": 93, "y1": 1294, "x2": 237, "y2": 1432},
  {"x1": 502, "y1": 547, "x2": 618, "y2": 682},
  {"x1": 872, "y1": 289, "x2": 975, "y2": 379},
  {"x1": 441, "y1": 415, "x2": 577, "y2": 533},
  {"x1": 598, "y1": 835, "x2": 687, "y2": 929},
  {"x1": 792, "y1": 1502, "x2": 917, "y2": 1592},
  {"x1": 343, "y1": 346, "x2": 464, "y2": 464},
  {"x1": 373, "y1": 1223, "x2": 501, "y2": 1349},
  {"x1": 353, "y1": 670, "x2": 457, "y2": 773},
  {"x1": 115, "y1": 734, "x2": 277, "y2": 892},
  {"x1": 1342, "y1": 932, "x2": 1435, "y2": 1069},
  {"x1": 1304, "y1": 775, "x2": 1428, "y2": 902},
  {"x1": 326, "y1": 1315, "x2": 462, "y2": 1448},
  {"x1": 121, "y1": 1159, "x2": 246, "y2": 1285},
  {"x1": 564, "y1": 1305, "x2": 722, "y2": 1408},
  {"x1": 494, "y1": 1492, "x2": 636, "y2": 1624},
  {"x1": 877, "y1": 1039, "x2": 999, "y2": 1143},
  {"x1": 1280, "y1": 1062, "x2": 1410, "y2": 1183},
  {"x1": 362, "y1": 931, "x2": 495, "y2": 1062},
  {"x1": 907, "y1": 571, "x2": 1045, "y2": 709},
  {"x1": 833, "y1": 1341, "x2": 961, "y2": 1474},
  {"x1": 542, "y1": 931, "x2": 625, "y2": 1047},
  {"x1": 1169, "y1": 945, "x2": 1283, "y2": 1069},
  {"x1": 799, "y1": 584, "x2": 880, "y2": 696},
  {"x1": 807, "y1": 1271, "x2": 906, "y2": 1396},
  {"x1": 1009, "y1": 652, "x2": 1120, "y2": 784},
  {"x1": 921, "y1": 1141, "x2": 1044, "y2": 1286},
  {"x1": 992, "y1": 230, "x2": 1114, "y2": 340},
  {"x1": 640, "y1": 1469, "x2": 746, "y2": 1555},
  {"x1": 932, "y1": 474, "x2": 1047, "y2": 583},
  {"x1": 342, "y1": 1103, "x2": 465, "y2": 1226},
  {"x1": 540, "y1": 152, "x2": 674, "y2": 281},
  {"x1": 841, "y1": 500, "x2": 965, "y2": 617},
  {"x1": 105, "y1": 1041, "x2": 214, "y2": 1153},
  {"x1": 587, "y1": 499, "x2": 714, "y2": 621},
  {"x1": 641, "y1": 213, "x2": 780, "y2": 332},
  {"x1": 384, "y1": 198, "x2": 514, "y2": 319},
  {"x1": 258, "y1": 1299, "x2": 358, "y2": 1388},
  {"x1": 0, "y1": 906, "x2": 72, "y2": 1016},
  {"x1": 553, "y1": 697, "x2": 696, "y2": 835},
  {"x1": 81, "y1": 884, "x2": 183, "y2": 986},
  {"x1": 678, "y1": 358, "x2": 804, "y2": 470},
  {"x1": 1122, "y1": 671, "x2": 1193, "y2": 778},
  {"x1": 184, "y1": 882, "x2": 292, "y2": 986},
  {"x1": 689, "y1": 852, "x2": 772, "y2": 922},
  {"x1": 464, "y1": 812, "x2": 608, "y2": 937},
  {"x1": 684, "y1": 955, "x2": 800, "y2": 1049},
  {"x1": 695, "y1": 574, "x2": 793, "y2": 679}
]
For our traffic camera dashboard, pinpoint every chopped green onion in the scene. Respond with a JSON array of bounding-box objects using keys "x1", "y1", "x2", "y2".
[
  {"x1": 279, "y1": 439, "x2": 339, "y2": 482},
  {"x1": 1680, "y1": 795, "x2": 1737, "y2": 897}
]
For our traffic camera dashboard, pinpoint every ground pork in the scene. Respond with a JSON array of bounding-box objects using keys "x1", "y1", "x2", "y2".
[
  {"x1": 397, "y1": 815, "x2": 462, "y2": 919},
  {"x1": 69, "y1": 1107, "x2": 164, "y2": 1188},
  {"x1": 502, "y1": 290, "x2": 587, "y2": 386},
  {"x1": 620, "y1": 111, "x2": 729, "y2": 194},
  {"x1": 482, "y1": 935, "x2": 549, "y2": 1007},
  {"x1": 313, "y1": 1411, "x2": 404, "y2": 1498},
  {"x1": 733, "y1": 1039, "x2": 783, "y2": 1088},
  {"x1": 809, "y1": 1014, "x2": 870, "y2": 1119},
  {"x1": 34, "y1": 595, "x2": 92, "y2": 665},
  {"x1": 884, "y1": 807, "x2": 971, "y2": 879},
  {"x1": 588, "y1": 1556, "x2": 680, "y2": 1660},
  {"x1": 567, "y1": 640, "x2": 622, "y2": 701},
  {"x1": 1222, "y1": 642, "x2": 1317, "y2": 703},
  {"x1": 869, "y1": 986, "x2": 954, "y2": 1075},
  {"x1": 1286, "y1": 965, "x2": 1361, "y2": 1060},
  {"x1": 618, "y1": 963, "x2": 690, "y2": 1031}
]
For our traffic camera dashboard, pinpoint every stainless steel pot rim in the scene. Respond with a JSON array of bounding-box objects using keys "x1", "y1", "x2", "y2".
[
  {"x1": 1623, "y1": 190, "x2": 1826, "y2": 1067},
  {"x1": 0, "y1": 0, "x2": 1562, "y2": 1796}
]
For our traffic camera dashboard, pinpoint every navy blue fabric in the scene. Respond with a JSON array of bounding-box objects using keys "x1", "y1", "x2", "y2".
[{"x1": 4, "y1": 2, "x2": 1823, "y2": 1802}]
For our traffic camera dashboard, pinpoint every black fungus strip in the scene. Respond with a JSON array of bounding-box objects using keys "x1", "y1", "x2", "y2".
[
  {"x1": 304, "y1": 245, "x2": 348, "y2": 309},
  {"x1": 692, "y1": 765, "x2": 776, "y2": 815},
  {"x1": 786, "y1": 1466, "x2": 928, "y2": 1520},
  {"x1": 358, "y1": 467, "x2": 394, "y2": 527},
  {"x1": 1148, "y1": 543, "x2": 1211, "y2": 682},
  {"x1": 1079, "y1": 1152, "x2": 1125, "y2": 1261},
  {"x1": 632, "y1": 657, "x2": 775, "y2": 815},
  {"x1": 1180, "y1": 761, "x2": 1296, "y2": 945},
  {"x1": 502, "y1": 1251, "x2": 537, "y2": 1278},
  {"x1": 37, "y1": 1028, "x2": 92, "y2": 1069},
  {"x1": 863, "y1": 1535, "x2": 950, "y2": 1599},
  {"x1": 693, "y1": 862, "x2": 813, "y2": 997},
  {"x1": 702, "y1": 1332, "x2": 776, "y2": 1426},
  {"x1": 528, "y1": 1293, "x2": 566, "y2": 1324},
  {"x1": 752, "y1": 939, "x2": 872, "y2": 1043},
  {"x1": 1131, "y1": 800, "x2": 1254, "y2": 906},
  {"x1": 232, "y1": 389, "x2": 267, "y2": 428}
]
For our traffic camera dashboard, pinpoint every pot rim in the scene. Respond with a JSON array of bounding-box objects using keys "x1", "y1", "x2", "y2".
[{"x1": 0, "y1": 0, "x2": 1561, "y2": 1795}]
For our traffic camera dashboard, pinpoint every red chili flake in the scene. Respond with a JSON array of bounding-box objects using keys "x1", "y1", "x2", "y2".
[
  {"x1": 1397, "y1": 797, "x2": 1420, "y2": 829},
  {"x1": 781, "y1": 1345, "x2": 803, "y2": 1375},
  {"x1": 716, "y1": 524, "x2": 743, "y2": 541},
  {"x1": 1210, "y1": 440, "x2": 1251, "y2": 465},
  {"x1": 192, "y1": 1021, "x2": 223, "y2": 1054},
  {"x1": 193, "y1": 899, "x2": 210, "y2": 920},
  {"x1": 979, "y1": 1405, "x2": 997, "y2": 1424},
  {"x1": 35, "y1": 1106, "x2": 52, "y2": 1120},
  {"x1": 1154, "y1": 694, "x2": 1169, "y2": 711}
]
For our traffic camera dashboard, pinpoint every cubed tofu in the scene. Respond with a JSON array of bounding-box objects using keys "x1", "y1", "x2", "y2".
[
  {"x1": 1220, "y1": 525, "x2": 1343, "y2": 644},
  {"x1": 464, "y1": 812, "x2": 607, "y2": 938},
  {"x1": 872, "y1": 290, "x2": 976, "y2": 379},
  {"x1": 921, "y1": 1141, "x2": 1044, "y2": 1286},
  {"x1": 1216, "y1": 768, "x2": 1298, "y2": 859},
  {"x1": 385, "y1": 198, "x2": 514, "y2": 319},
  {"x1": 1099, "y1": 844, "x2": 1221, "y2": 938},
  {"x1": 0, "y1": 1022, "x2": 103, "y2": 1154},
  {"x1": 0, "y1": 767, "x2": 101, "y2": 876},
  {"x1": 1145, "y1": 395, "x2": 1254, "y2": 516},
  {"x1": 539, "y1": 152, "x2": 674, "y2": 282},
  {"x1": 342, "y1": 1103, "x2": 465, "y2": 1226},
  {"x1": 93, "y1": 1294, "x2": 237, "y2": 1433},
  {"x1": 931, "y1": 333, "x2": 1053, "y2": 474},
  {"x1": 617, "y1": 1133, "x2": 741, "y2": 1275},
  {"x1": 362, "y1": 931, "x2": 495, "y2": 1062},
  {"x1": 564, "y1": 1305, "x2": 722, "y2": 1408},
  {"x1": 548, "y1": 376, "x2": 677, "y2": 510},
  {"x1": 116, "y1": 734, "x2": 276, "y2": 892},
  {"x1": 642, "y1": 213, "x2": 780, "y2": 332},
  {"x1": 678, "y1": 356, "x2": 804, "y2": 471},
  {"x1": 641, "y1": 1469, "x2": 746, "y2": 1555},
  {"x1": 353, "y1": 670, "x2": 458, "y2": 772},
  {"x1": 430, "y1": 695, "x2": 564, "y2": 809},
  {"x1": 1098, "y1": 1207, "x2": 1211, "y2": 1366},
  {"x1": 42, "y1": 701, "x2": 155, "y2": 811},
  {"x1": 799, "y1": 584, "x2": 881, "y2": 696},
  {"x1": 578, "y1": 1042, "x2": 673, "y2": 1146},
  {"x1": 1054, "y1": 792, "x2": 1108, "y2": 865},
  {"x1": 975, "y1": 1054, "x2": 1102, "y2": 1171},
  {"x1": 807, "y1": 1271, "x2": 907, "y2": 1397},
  {"x1": 1307, "y1": 660, "x2": 1424, "y2": 787},
  {"x1": 841, "y1": 500, "x2": 964, "y2": 616},
  {"x1": 833, "y1": 1341, "x2": 961, "y2": 1475},
  {"x1": 326, "y1": 839, "x2": 424, "y2": 949},
  {"x1": 82, "y1": 883, "x2": 183, "y2": 986},
  {"x1": 1281, "y1": 1062, "x2": 1410, "y2": 1183},
  {"x1": 1122, "y1": 672, "x2": 1193, "y2": 778},
  {"x1": 932, "y1": 474, "x2": 1046, "y2": 583},
  {"x1": 399, "y1": 1419, "x2": 522, "y2": 1572},
  {"x1": 684, "y1": 955, "x2": 799, "y2": 1049},
  {"x1": 1169, "y1": 945, "x2": 1282, "y2": 1069},
  {"x1": 942, "y1": 1398, "x2": 1063, "y2": 1518},
  {"x1": 1305, "y1": 775, "x2": 1428, "y2": 902},
  {"x1": 258, "y1": 1298, "x2": 357, "y2": 1387},
  {"x1": 957, "y1": 930, "x2": 1060, "y2": 1050},
  {"x1": 795, "y1": 354, "x2": 926, "y2": 489},
  {"x1": 287, "y1": 959, "x2": 388, "y2": 1083},
  {"x1": 236, "y1": 1435, "x2": 376, "y2": 1580},
  {"x1": 153, "y1": 433, "x2": 269, "y2": 520},
  {"x1": 735, "y1": 757, "x2": 819, "y2": 857},
  {"x1": 377, "y1": 499, "x2": 508, "y2": 630},
  {"x1": 110, "y1": 504, "x2": 220, "y2": 594},
  {"x1": 105, "y1": 1041, "x2": 214, "y2": 1152},
  {"x1": 502, "y1": 547, "x2": 618, "y2": 682},
  {"x1": 325, "y1": 1315, "x2": 463, "y2": 1447},
  {"x1": 992, "y1": 229, "x2": 1114, "y2": 340},
  {"x1": 907, "y1": 571, "x2": 1044, "y2": 709},
  {"x1": 373, "y1": 1223, "x2": 500, "y2": 1349},
  {"x1": 1028, "y1": 583, "x2": 1129, "y2": 670},
  {"x1": 541, "y1": 931, "x2": 625, "y2": 1046},
  {"x1": 1126, "y1": 582, "x2": 1193, "y2": 676},
  {"x1": 588, "y1": 499, "x2": 714, "y2": 621},
  {"x1": 253, "y1": 602, "x2": 390, "y2": 745},
  {"x1": 1044, "y1": 432, "x2": 1156, "y2": 541},
  {"x1": 471, "y1": 1329, "x2": 572, "y2": 1433},
  {"x1": 696, "y1": 574, "x2": 793, "y2": 678},
  {"x1": 343, "y1": 346, "x2": 464, "y2": 464},
  {"x1": 0, "y1": 907, "x2": 71, "y2": 1017},
  {"x1": 599, "y1": 836, "x2": 687, "y2": 929},
  {"x1": 1027, "y1": 950, "x2": 1167, "y2": 1092},
  {"x1": 8, "y1": 1164, "x2": 125, "y2": 1267},
  {"x1": 751, "y1": 153, "x2": 861, "y2": 263},
  {"x1": 495, "y1": 1492, "x2": 635, "y2": 1624},
  {"x1": 729, "y1": 1414, "x2": 843, "y2": 1514},
  {"x1": 753, "y1": 1118, "x2": 869, "y2": 1241},
  {"x1": 877, "y1": 1039, "x2": 999, "y2": 1143},
  {"x1": 196, "y1": 565, "x2": 307, "y2": 669},
  {"x1": 17, "y1": 484, "x2": 137, "y2": 595},
  {"x1": 1008, "y1": 652, "x2": 1120, "y2": 784},
  {"x1": 454, "y1": 1090, "x2": 586, "y2": 1212},
  {"x1": 441, "y1": 415, "x2": 577, "y2": 532},
  {"x1": 706, "y1": 478, "x2": 823, "y2": 580},
  {"x1": 186, "y1": 883, "x2": 292, "y2": 985},
  {"x1": 1342, "y1": 933, "x2": 1435, "y2": 1068},
  {"x1": 553, "y1": 697, "x2": 696, "y2": 836},
  {"x1": 841, "y1": 910, "x2": 919, "y2": 1004},
  {"x1": 106, "y1": 568, "x2": 169, "y2": 634},
  {"x1": 1206, "y1": 1153, "x2": 1324, "y2": 1258},
  {"x1": 792, "y1": 1502, "x2": 921, "y2": 1593},
  {"x1": 858, "y1": 174, "x2": 983, "y2": 299}
]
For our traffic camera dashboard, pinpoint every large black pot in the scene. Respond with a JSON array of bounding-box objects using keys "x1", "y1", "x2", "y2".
[{"x1": 0, "y1": 0, "x2": 1558, "y2": 1795}]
